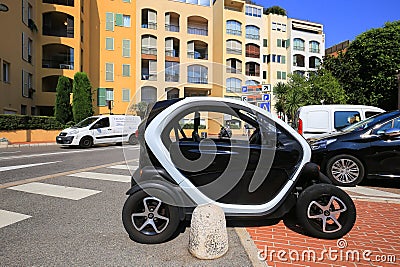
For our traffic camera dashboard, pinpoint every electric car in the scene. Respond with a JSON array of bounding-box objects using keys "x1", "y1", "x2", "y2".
[{"x1": 122, "y1": 97, "x2": 356, "y2": 243}]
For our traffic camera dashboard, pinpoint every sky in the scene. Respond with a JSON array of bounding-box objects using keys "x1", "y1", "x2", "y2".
[{"x1": 253, "y1": 0, "x2": 400, "y2": 48}]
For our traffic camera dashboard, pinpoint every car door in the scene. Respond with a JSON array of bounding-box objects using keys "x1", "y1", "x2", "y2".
[
  {"x1": 366, "y1": 116, "x2": 400, "y2": 177},
  {"x1": 166, "y1": 104, "x2": 303, "y2": 205},
  {"x1": 90, "y1": 117, "x2": 114, "y2": 144}
]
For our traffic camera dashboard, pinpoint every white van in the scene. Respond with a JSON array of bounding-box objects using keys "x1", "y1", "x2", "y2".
[
  {"x1": 294, "y1": 105, "x2": 385, "y2": 139},
  {"x1": 56, "y1": 115, "x2": 141, "y2": 148}
]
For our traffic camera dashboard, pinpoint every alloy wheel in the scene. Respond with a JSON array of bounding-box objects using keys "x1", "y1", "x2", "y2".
[{"x1": 331, "y1": 158, "x2": 360, "y2": 184}]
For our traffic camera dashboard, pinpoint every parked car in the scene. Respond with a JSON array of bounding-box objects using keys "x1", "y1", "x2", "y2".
[
  {"x1": 294, "y1": 105, "x2": 384, "y2": 139},
  {"x1": 310, "y1": 110, "x2": 400, "y2": 186},
  {"x1": 56, "y1": 115, "x2": 141, "y2": 148},
  {"x1": 122, "y1": 97, "x2": 356, "y2": 243}
]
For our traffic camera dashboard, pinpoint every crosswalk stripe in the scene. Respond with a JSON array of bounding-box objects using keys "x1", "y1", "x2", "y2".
[
  {"x1": 107, "y1": 164, "x2": 138, "y2": 170},
  {"x1": 7, "y1": 182, "x2": 101, "y2": 200},
  {"x1": 343, "y1": 186, "x2": 400, "y2": 198},
  {"x1": 0, "y1": 209, "x2": 31, "y2": 229},
  {"x1": 68, "y1": 172, "x2": 131, "y2": 183}
]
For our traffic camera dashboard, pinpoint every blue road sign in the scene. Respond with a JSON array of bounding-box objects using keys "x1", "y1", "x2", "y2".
[
  {"x1": 242, "y1": 86, "x2": 248, "y2": 93},
  {"x1": 259, "y1": 102, "x2": 271, "y2": 112},
  {"x1": 262, "y1": 94, "x2": 270, "y2": 101}
]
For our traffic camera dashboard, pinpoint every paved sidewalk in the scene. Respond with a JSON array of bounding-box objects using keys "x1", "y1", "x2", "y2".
[
  {"x1": 0, "y1": 141, "x2": 56, "y2": 148},
  {"x1": 247, "y1": 200, "x2": 400, "y2": 266}
]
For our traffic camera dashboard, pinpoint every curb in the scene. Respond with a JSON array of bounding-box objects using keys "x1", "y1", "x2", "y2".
[
  {"x1": 235, "y1": 227, "x2": 267, "y2": 267},
  {"x1": 0, "y1": 142, "x2": 57, "y2": 148}
]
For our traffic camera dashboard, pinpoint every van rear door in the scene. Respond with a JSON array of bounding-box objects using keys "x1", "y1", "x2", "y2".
[{"x1": 302, "y1": 110, "x2": 330, "y2": 137}]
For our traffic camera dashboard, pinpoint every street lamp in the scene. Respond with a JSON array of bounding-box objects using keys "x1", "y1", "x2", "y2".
[{"x1": 0, "y1": 3, "x2": 9, "y2": 12}]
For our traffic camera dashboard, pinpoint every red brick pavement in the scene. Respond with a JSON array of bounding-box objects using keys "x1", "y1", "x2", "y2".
[{"x1": 247, "y1": 200, "x2": 400, "y2": 267}]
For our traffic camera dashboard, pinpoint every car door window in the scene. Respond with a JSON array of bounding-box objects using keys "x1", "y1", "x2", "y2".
[
  {"x1": 93, "y1": 118, "x2": 110, "y2": 129},
  {"x1": 334, "y1": 111, "x2": 361, "y2": 130},
  {"x1": 393, "y1": 117, "x2": 400, "y2": 129}
]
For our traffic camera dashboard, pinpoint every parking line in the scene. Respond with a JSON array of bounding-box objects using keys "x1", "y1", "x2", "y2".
[
  {"x1": 107, "y1": 164, "x2": 138, "y2": 170},
  {"x1": 344, "y1": 186, "x2": 400, "y2": 198},
  {"x1": 7, "y1": 182, "x2": 101, "y2": 200},
  {"x1": 0, "y1": 209, "x2": 31, "y2": 229},
  {"x1": 68, "y1": 172, "x2": 131, "y2": 183}
]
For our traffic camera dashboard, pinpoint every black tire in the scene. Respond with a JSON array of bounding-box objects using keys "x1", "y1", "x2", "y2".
[
  {"x1": 296, "y1": 184, "x2": 356, "y2": 239},
  {"x1": 79, "y1": 136, "x2": 93, "y2": 148},
  {"x1": 122, "y1": 189, "x2": 180, "y2": 244},
  {"x1": 326, "y1": 154, "x2": 365, "y2": 186},
  {"x1": 128, "y1": 134, "x2": 138, "y2": 145}
]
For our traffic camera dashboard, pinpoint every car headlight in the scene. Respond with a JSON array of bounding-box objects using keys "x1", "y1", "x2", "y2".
[
  {"x1": 69, "y1": 129, "x2": 79, "y2": 135},
  {"x1": 311, "y1": 139, "x2": 336, "y2": 150}
]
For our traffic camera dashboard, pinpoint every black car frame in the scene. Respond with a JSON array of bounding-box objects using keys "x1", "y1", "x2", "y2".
[
  {"x1": 310, "y1": 110, "x2": 400, "y2": 186},
  {"x1": 122, "y1": 97, "x2": 356, "y2": 243}
]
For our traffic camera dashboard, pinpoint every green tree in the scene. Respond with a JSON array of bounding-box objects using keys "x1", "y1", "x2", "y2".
[
  {"x1": 72, "y1": 72, "x2": 93, "y2": 123},
  {"x1": 308, "y1": 69, "x2": 347, "y2": 105},
  {"x1": 263, "y1": 6, "x2": 287, "y2": 16},
  {"x1": 324, "y1": 21, "x2": 400, "y2": 110},
  {"x1": 54, "y1": 76, "x2": 72, "y2": 124}
]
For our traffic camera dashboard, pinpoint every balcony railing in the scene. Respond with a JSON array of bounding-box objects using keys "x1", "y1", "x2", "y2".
[
  {"x1": 246, "y1": 33, "x2": 260, "y2": 40},
  {"x1": 43, "y1": 0, "x2": 74, "y2": 7},
  {"x1": 226, "y1": 29, "x2": 241, "y2": 36},
  {"x1": 309, "y1": 48, "x2": 320, "y2": 53},
  {"x1": 142, "y1": 74, "x2": 157, "y2": 81},
  {"x1": 226, "y1": 48, "x2": 242, "y2": 55},
  {"x1": 188, "y1": 26, "x2": 208, "y2": 36},
  {"x1": 42, "y1": 59, "x2": 74, "y2": 69},
  {"x1": 293, "y1": 62, "x2": 305, "y2": 67},
  {"x1": 245, "y1": 71, "x2": 260, "y2": 77},
  {"x1": 142, "y1": 22, "x2": 157, "y2": 30},
  {"x1": 165, "y1": 74, "x2": 179, "y2": 82},
  {"x1": 165, "y1": 49, "x2": 179, "y2": 57},
  {"x1": 187, "y1": 51, "x2": 208, "y2": 60},
  {"x1": 165, "y1": 24, "x2": 179, "y2": 32},
  {"x1": 246, "y1": 52, "x2": 260, "y2": 58},
  {"x1": 43, "y1": 27, "x2": 74, "y2": 38},
  {"x1": 293, "y1": 45, "x2": 305, "y2": 51},
  {"x1": 226, "y1": 87, "x2": 241, "y2": 93},
  {"x1": 188, "y1": 76, "x2": 208, "y2": 84},
  {"x1": 226, "y1": 67, "x2": 242, "y2": 74},
  {"x1": 141, "y1": 47, "x2": 157, "y2": 55}
]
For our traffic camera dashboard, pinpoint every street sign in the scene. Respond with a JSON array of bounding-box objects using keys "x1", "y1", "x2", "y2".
[
  {"x1": 242, "y1": 86, "x2": 248, "y2": 93},
  {"x1": 259, "y1": 102, "x2": 271, "y2": 112},
  {"x1": 262, "y1": 94, "x2": 270, "y2": 102},
  {"x1": 241, "y1": 95, "x2": 248, "y2": 102},
  {"x1": 262, "y1": 84, "x2": 272, "y2": 92}
]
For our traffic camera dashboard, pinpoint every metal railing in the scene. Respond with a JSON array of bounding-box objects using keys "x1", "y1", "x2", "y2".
[
  {"x1": 226, "y1": 48, "x2": 242, "y2": 55},
  {"x1": 43, "y1": 28, "x2": 74, "y2": 38},
  {"x1": 309, "y1": 48, "x2": 320, "y2": 53},
  {"x1": 141, "y1": 74, "x2": 157, "y2": 81},
  {"x1": 226, "y1": 29, "x2": 242, "y2": 36},
  {"x1": 226, "y1": 67, "x2": 242, "y2": 74},
  {"x1": 165, "y1": 49, "x2": 179, "y2": 57},
  {"x1": 246, "y1": 33, "x2": 260, "y2": 40},
  {"x1": 141, "y1": 47, "x2": 157, "y2": 55},
  {"x1": 245, "y1": 71, "x2": 260, "y2": 77},
  {"x1": 42, "y1": 59, "x2": 74, "y2": 69},
  {"x1": 187, "y1": 76, "x2": 208, "y2": 84},
  {"x1": 293, "y1": 45, "x2": 305, "y2": 51},
  {"x1": 43, "y1": 0, "x2": 74, "y2": 7},
  {"x1": 165, "y1": 74, "x2": 179, "y2": 82},
  {"x1": 187, "y1": 51, "x2": 208, "y2": 60},
  {"x1": 165, "y1": 24, "x2": 179, "y2": 32},
  {"x1": 188, "y1": 26, "x2": 208, "y2": 36},
  {"x1": 142, "y1": 22, "x2": 157, "y2": 30},
  {"x1": 246, "y1": 52, "x2": 260, "y2": 58}
]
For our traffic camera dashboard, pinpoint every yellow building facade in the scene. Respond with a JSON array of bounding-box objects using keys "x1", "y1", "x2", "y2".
[{"x1": 0, "y1": 0, "x2": 324, "y2": 117}]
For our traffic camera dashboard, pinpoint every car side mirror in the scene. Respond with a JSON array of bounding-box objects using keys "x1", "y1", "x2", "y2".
[{"x1": 381, "y1": 128, "x2": 400, "y2": 139}]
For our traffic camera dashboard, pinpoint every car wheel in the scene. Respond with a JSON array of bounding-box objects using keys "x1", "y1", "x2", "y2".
[
  {"x1": 296, "y1": 184, "x2": 356, "y2": 239},
  {"x1": 122, "y1": 189, "x2": 180, "y2": 244},
  {"x1": 326, "y1": 154, "x2": 365, "y2": 186},
  {"x1": 128, "y1": 134, "x2": 138, "y2": 145},
  {"x1": 79, "y1": 136, "x2": 93, "y2": 148}
]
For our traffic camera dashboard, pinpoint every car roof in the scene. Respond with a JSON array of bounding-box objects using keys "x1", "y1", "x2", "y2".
[{"x1": 298, "y1": 104, "x2": 385, "y2": 111}]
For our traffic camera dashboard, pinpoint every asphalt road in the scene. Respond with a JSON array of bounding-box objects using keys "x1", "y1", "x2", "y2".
[{"x1": 0, "y1": 145, "x2": 253, "y2": 267}]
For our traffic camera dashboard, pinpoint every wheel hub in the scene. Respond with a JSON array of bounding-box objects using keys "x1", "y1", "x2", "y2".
[{"x1": 331, "y1": 158, "x2": 360, "y2": 183}]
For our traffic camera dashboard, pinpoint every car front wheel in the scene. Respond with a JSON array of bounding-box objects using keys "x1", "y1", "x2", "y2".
[
  {"x1": 122, "y1": 189, "x2": 180, "y2": 244},
  {"x1": 326, "y1": 154, "x2": 365, "y2": 186},
  {"x1": 79, "y1": 136, "x2": 93, "y2": 148},
  {"x1": 296, "y1": 184, "x2": 356, "y2": 239}
]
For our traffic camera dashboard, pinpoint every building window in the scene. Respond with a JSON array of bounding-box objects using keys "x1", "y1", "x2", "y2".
[
  {"x1": 246, "y1": 25, "x2": 260, "y2": 40},
  {"x1": 188, "y1": 65, "x2": 208, "y2": 84},
  {"x1": 165, "y1": 61, "x2": 180, "y2": 82},
  {"x1": 309, "y1": 56, "x2": 321, "y2": 68},
  {"x1": 165, "y1": 12, "x2": 180, "y2": 32},
  {"x1": 97, "y1": 88, "x2": 106, "y2": 106},
  {"x1": 226, "y1": 58, "x2": 242, "y2": 74},
  {"x1": 105, "y1": 37, "x2": 114, "y2": 50},
  {"x1": 263, "y1": 71, "x2": 267, "y2": 79},
  {"x1": 122, "y1": 89, "x2": 130, "y2": 102},
  {"x1": 141, "y1": 59, "x2": 157, "y2": 80},
  {"x1": 245, "y1": 62, "x2": 260, "y2": 77},
  {"x1": 226, "y1": 39, "x2": 242, "y2": 55},
  {"x1": 226, "y1": 78, "x2": 242, "y2": 93},
  {"x1": 309, "y1": 41, "x2": 320, "y2": 53},
  {"x1": 226, "y1": 20, "x2": 242, "y2": 36},
  {"x1": 141, "y1": 35, "x2": 157, "y2": 55},
  {"x1": 123, "y1": 0, "x2": 131, "y2": 2},
  {"x1": 22, "y1": 70, "x2": 31, "y2": 98},
  {"x1": 122, "y1": 39, "x2": 131, "y2": 57},
  {"x1": 245, "y1": 44, "x2": 260, "y2": 58},
  {"x1": 277, "y1": 71, "x2": 286, "y2": 80},
  {"x1": 263, "y1": 39, "x2": 268, "y2": 47},
  {"x1": 105, "y1": 63, "x2": 114, "y2": 81},
  {"x1": 141, "y1": 86, "x2": 157, "y2": 104},
  {"x1": 28, "y1": 38, "x2": 32, "y2": 63},
  {"x1": 21, "y1": 105, "x2": 27, "y2": 115},
  {"x1": 245, "y1": 6, "x2": 262, "y2": 17},
  {"x1": 293, "y1": 54, "x2": 305, "y2": 67},
  {"x1": 106, "y1": 88, "x2": 114, "y2": 101},
  {"x1": 3, "y1": 61, "x2": 10, "y2": 83},
  {"x1": 122, "y1": 64, "x2": 130, "y2": 77},
  {"x1": 115, "y1": 14, "x2": 130, "y2": 27},
  {"x1": 142, "y1": 9, "x2": 157, "y2": 29},
  {"x1": 105, "y1": 12, "x2": 114, "y2": 31},
  {"x1": 166, "y1": 88, "x2": 179, "y2": 99},
  {"x1": 293, "y1": 38, "x2": 305, "y2": 51}
]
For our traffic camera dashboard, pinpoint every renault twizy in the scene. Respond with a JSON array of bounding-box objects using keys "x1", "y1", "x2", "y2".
[{"x1": 122, "y1": 97, "x2": 356, "y2": 243}]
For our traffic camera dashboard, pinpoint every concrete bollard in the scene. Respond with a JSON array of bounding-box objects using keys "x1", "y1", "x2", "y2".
[{"x1": 188, "y1": 204, "x2": 228, "y2": 260}]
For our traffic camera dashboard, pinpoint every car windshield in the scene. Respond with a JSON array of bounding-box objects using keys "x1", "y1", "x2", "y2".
[
  {"x1": 341, "y1": 111, "x2": 398, "y2": 132},
  {"x1": 73, "y1": 117, "x2": 98, "y2": 128}
]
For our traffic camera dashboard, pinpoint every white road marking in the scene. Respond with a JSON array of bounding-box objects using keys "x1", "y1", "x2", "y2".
[
  {"x1": 0, "y1": 151, "x2": 21, "y2": 155},
  {"x1": 7, "y1": 182, "x2": 101, "y2": 200},
  {"x1": 68, "y1": 171, "x2": 131, "y2": 183},
  {"x1": 0, "y1": 161, "x2": 62, "y2": 172},
  {"x1": 107, "y1": 164, "x2": 138, "y2": 170},
  {"x1": 343, "y1": 186, "x2": 400, "y2": 198},
  {"x1": 0, "y1": 146, "x2": 139, "y2": 161},
  {"x1": 0, "y1": 209, "x2": 31, "y2": 229}
]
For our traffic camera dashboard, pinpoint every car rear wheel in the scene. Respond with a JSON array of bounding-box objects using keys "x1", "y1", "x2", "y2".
[
  {"x1": 79, "y1": 136, "x2": 93, "y2": 148},
  {"x1": 122, "y1": 189, "x2": 180, "y2": 244},
  {"x1": 326, "y1": 154, "x2": 365, "y2": 186},
  {"x1": 296, "y1": 184, "x2": 356, "y2": 239},
  {"x1": 128, "y1": 134, "x2": 138, "y2": 145}
]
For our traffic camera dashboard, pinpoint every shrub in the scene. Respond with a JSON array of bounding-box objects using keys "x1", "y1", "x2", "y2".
[
  {"x1": 54, "y1": 76, "x2": 73, "y2": 124},
  {"x1": 72, "y1": 72, "x2": 93, "y2": 123},
  {"x1": 0, "y1": 115, "x2": 66, "y2": 130}
]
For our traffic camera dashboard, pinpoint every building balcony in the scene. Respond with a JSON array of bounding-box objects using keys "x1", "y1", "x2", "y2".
[
  {"x1": 309, "y1": 48, "x2": 320, "y2": 53},
  {"x1": 141, "y1": 47, "x2": 157, "y2": 55},
  {"x1": 226, "y1": 67, "x2": 242, "y2": 74},
  {"x1": 43, "y1": 0, "x2": 74, "y2": 7},
  {"x1": 141, "y1": 74, "x2": 157, "y2": 81},
  {"x1": 188, "y1": 76, "x2": 208, "y2": 84},
  {"x1": 246, "y1": 34, "x2": 260, "y2": 40},
  {"x1": 165, "y1": 74, "x2": 179, "y2": 82},
  {"x1": 293, "y1": 46, "x2": 305, "y2": 51},
  {"x1": 142, "y1": 22, "x2": 157, "y2": 30},
  {"x1": 227, "y1": 48, "x2": 242, "y2": 55},
  {"x1": 226, "y1": 29, "x2": 242, "y2": 36},
  {"x1": 188, "y1": 27, "x2": 208, "y2": 36},
  {"x1": 245, "y1": 71, "x2": 260, "y2": 77},
  {"x1": 246, "y1": 52, "x2": 260, "y2": 58},
  {"x1": 165, "y1": 24, "x2": 179, "y2": 32},
  {"x1": 165, "y1": 49, "x2": 179, "y2": 57},
  {"x1": 43, "y1": 12, "x2": 74, "y2": 38}
]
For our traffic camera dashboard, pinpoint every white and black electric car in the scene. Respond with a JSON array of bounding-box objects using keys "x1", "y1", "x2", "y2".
[{"x1": 122, "y1": 98, "x2": 356, "y2": 243}]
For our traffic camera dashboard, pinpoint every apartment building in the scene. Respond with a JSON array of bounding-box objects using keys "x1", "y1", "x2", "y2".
[{"x1": 0, "y1": 0, "x2": 324, "y2": 117}]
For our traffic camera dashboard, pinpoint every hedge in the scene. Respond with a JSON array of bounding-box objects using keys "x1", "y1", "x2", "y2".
[{"x1": 0, "y1": 115, "x2": 72, "y2": 130}]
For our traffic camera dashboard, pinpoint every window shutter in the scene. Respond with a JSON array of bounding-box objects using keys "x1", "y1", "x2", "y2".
[
  {"x1": 123, "y1": 39, "x2": 130, "y2": 57},
  {"x1": 106, "y1": 12, "x2": 114, "y2": 31},
  {"x1": 22, "y1": 32, "x2": 28, "y2": 61},
  {"x1": 122, "y1": 89, "x2": 130, "y2": 102},
  {"x1": 277, "y1": 39, "x2": 282, "y2": 47},
  {"x1": 105, "y1": 37, "x2": 114, "y2": 50},
  {"x1": 286, "y1": 39, "x2": 290, "y2": 48},
  {"x1": 282, "y1": 55, "x2": 286, "y2": 64},
  {"x1": 22, "y1": 70, "x2": 29, "y2": 97},
  {"x1": 263, "y1": 39, "x2": 268, "y2": 47},
  {"x1": 22, "y1": 0, "x2": 28, "y2": 25},
  {"x1": 115, "y1": 14, "x2": 123, "y2": 26},
  {"x1": 97, "y1": 88, "x2": 106, "y2": 106}
]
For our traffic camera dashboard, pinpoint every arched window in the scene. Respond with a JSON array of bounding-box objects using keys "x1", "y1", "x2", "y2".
[
  {"x1": 226, "y1": 78, "x2": 242, "y2": 93},
  {"x1": 226, "y1": 58, "x2": 242, "y2": 73},
  {"x1": 293, "y1": 38, "x2": 305, "y2": 51},
  {"x1": 226, "y1": 20, "x2": 242, "y2": 36},
  {"x1": 245, "y1": 80, "x2": 260, "y2": 86},
  {"x1": 141, "y1": 86, "x2": 157, "y2": 103},
  {"x1": 187, "y1": 16, "x2": 208, "y2": 36},
  {"x1": 245, "y1": 44, "x2": 260, "y2": 58},
  {"x1": 245, "y1": 25, "x2": 260, "y2": 40},
  {"x1": 188, "y1": 65, "x2": 208, "y2": 84},
  {"x1": 226, "y1": 39, "x2": 242, "y2": 55},
  {"x1": 141, "y1": 35, "x2": 157, "y2": 55},
  {"x1": 245, "y1": 62, "x2": 260, "y2": 77},
  {"x1": 142, "y1": 9, "x2": 157, "y2": 29},
  {"x1": 293, "y1": 54, "x2": 305, "y2": 67},
  {"x1": 187, "y1": 40, "x2": 208, "y2": 60},
  {"x1": 309, "y1": 41, "x2": 320, "y2": 53},
  {"x1": 309, "y1": 56, "x2": 321, "y2": 68},
  {"x1": 166, "y1": 87, "x2": 179, "y2": 99}
]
